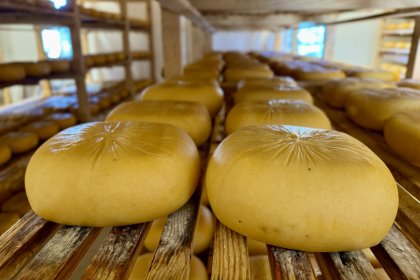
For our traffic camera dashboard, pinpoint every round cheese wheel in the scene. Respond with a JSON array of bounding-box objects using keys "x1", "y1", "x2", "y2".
[
  {"x1": 141, "y1": 81, "x2": 224, "y2": 117},
  {"x1": 249, "y1": 255, "x2": 271, "y2": 280},
  {"x1": 98, "y1": 96, "x2": 112, "y2": 109},
  {"x1": 384, "y1": 111, "x2": 420, "y2": 166},
  {"x1": 20, "y1": 121, "x2": 59, "y2": 141},
  {"x1": 19, "y1": 61, "x2": 52, "y2": 77},
  {"x1": 1, "y1": 131, "x2": 39, "y2": 154},
  {"x1": 347, "y1": 69, "x2": 395, "y2": 82},
  {"x1": 107, "y1": 101, "x2": 212, "y2": 146},
  {"x1": 345, "y1": 88, "x2": 420, "y2": 130},
  {"x1": 0, "y1": 213, "x2": 20, "y2": 235},
  {"x1": 0, "y1": 144, "x2": 12, "y2": 165},
  {"x1": 323, "y1": 78, "x2": 394, "y2": 108},
  {"x1": 25, "y1": 122, "x2": 200, "y2": 226},
  {"x1": 206, "y1": 125, "x2": 398, "y2": 252},
  {"x1": 93, "y1": 55, "x2": 107, "y2": 66},
  {"x1": 129, "y1": 253, "x2": 208, "y2": 280},
  {"x1": 144, "y1": 205, "x2": 215, "y2": 254},
  {"x1": 47, "y1": 59, "x2": 71, "y2": 73},
  {"x1": 110, "y1": 94, "x2": 121, "y2": 104},
  {"x1": 0, "y1": 63, "x2": 26, "y2": 82},
  {"x1": 119, "y1": 89, "x2": 129, "y2": 99},
  {"x1": 46, "y1": 113, "x2": 77, "y2": 129},
  {"x1": 248, "y1": 238, "x2": 267, "y2": 256},
  {"x1": 294, "y1": 68, "x2": 345, "y2": 81},
  {"x1": 1, "y1": 192, "x2": 31, "y2": 216},
  {"x1": 70, "y1": 103, "x2": 101, "y2": 116},
  {"x1": 225, "y1": 100, "x2": 331, "y2": 134},
  {"x1": 397, "y1": 79, "x2": 420, "y2": 90},
  {"x1": 237, "y1": 77, "x2": 296, "y2": 90},
  {"x1": 85, "y1": 56, "x2": 95, "y2": 67},
  {"x1": 224, "y1": 67, "x2": 274, "y2": 82},
  {"x1": 234, "y1": 85, "x2": 313, "y2": 104}
]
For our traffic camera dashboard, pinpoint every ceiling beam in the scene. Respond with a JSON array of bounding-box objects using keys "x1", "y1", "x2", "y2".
[
  {"x1": 155, "y1": 0, "x2": 214, "y2": 32},
  {"x1": 205, "y1": 14, "x2": 302, "y2": 30}
]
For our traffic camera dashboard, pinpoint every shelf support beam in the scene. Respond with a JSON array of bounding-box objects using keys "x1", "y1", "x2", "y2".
[
  {"x1": 407, "y1": 16, "x2": 420, "y2": 79},
  {"x1": 161, "y1": 9, "x2": 182, "y2": 79},
  {"x1": 120, "y1": 0, "x2": 135, "y2": 98}
]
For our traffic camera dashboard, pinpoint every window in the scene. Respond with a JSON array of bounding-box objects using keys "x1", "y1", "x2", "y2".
[
  {"x1": 41, "y1": 27, "x2": 72, "y2": 59},
  {"x1": 296, "y1": 23, "x2": 326, "y2": 58},
  {"x1": 49, "y1": 0, "x2": 67, "y2": 9}
]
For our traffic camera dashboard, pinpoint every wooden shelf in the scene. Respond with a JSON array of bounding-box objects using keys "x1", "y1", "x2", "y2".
[
  {"x1": 87, "y1": 60, "x2": 128, "y2": 70},
  {"x1": 0, "y1": 73, "x2": 77, "y2": 90},
  {"x1": 379, "y1": 48, "x2": 410, "y2": 55},
  {"x1": 382, "y1": 29, "x2": 414, "y2": 36}
]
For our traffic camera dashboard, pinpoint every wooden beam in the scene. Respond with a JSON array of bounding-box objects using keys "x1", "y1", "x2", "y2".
[
  {"x1": 146, "y1": 0, "x2": 156, "y2": 83},
  {"x1": 155, "y1": 0, "x2": 214, "y2": 32},
  {"x1": 189, "y1": 0, "x2": 420, "y2": 13},
  {"x1": 407, "y1": 17, "x2": 420, "y2": 79},
  {"x1": 161, "y1": 9, "x2": 182, "y2": 79},
  {"x1": 120, "y1": 0, "x2": 135, "y2": 97}
]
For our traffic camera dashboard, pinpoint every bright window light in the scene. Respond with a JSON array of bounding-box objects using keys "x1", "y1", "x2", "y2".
[
  {"x1": 296, "y1": 23, "x2": 326, "y2": 58},
  {"x1": 49, "y1": 0, "x2": 67, "y2": 9},
  {"x1": 41, "y1": 27, "x2": 73, "y2": 59}
]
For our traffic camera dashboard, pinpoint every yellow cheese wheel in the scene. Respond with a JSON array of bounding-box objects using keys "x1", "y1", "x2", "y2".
[
  {"x1": 141, "y1": 81, "x2": 224, "y2": 117},
  {"x1": 110, "y1": 94, "x2": 121, "y2": 104},
  {"x1": 2, "y1": 192, "x2": 31, "y2": 216},
  {"x1": 93, "y1": 55, "x2": 107, "y2": 66},
  {"x1": 0, "y1": 63, "x2": 26, "y2": 82},
  {"x1": 0, "y1": 213, "x2": 20, "y2": 235},
  {"x1": 46, "y1": 113, "x2": 77, "y2": 129},
  {"x1": 234, "y1": 85, "x2": 313, "y2": 104},
  {"x1": 129, "y1": 253, "x2": 208, "y2": 280},
  {"x1": 206, "y1": 125, "x2": 398, "y2": 252},
  {"x1": 85, "y1": 56, "x2": 95, "y2": 67},
  {"x1": 98, "y1": 96, "x2": 112, "y2": 109},
  {"x1": 294, "y1": 68, "x2": 345, "y2": 81},
  {"x1": 323, "y1": 78, "x2": 394, "y2": 108},
  {"x1": 47, "y1": 59, "x2": 71, "y2": 73},
  {"x1": 384, "y1": 111, "x2": 420, "y2": 166},
  {"x1": 347, "y1": 69, "x2": 395, "y2": 82},
  {"x1": 0, "y1": 144, "x2": 12, "y2": 165},
  {"x1": 224, "y1": 67, "x2": 274, "y2": 82},
  {"x1": 397, "y1": 79, "x2": 420, "y2": 90},
  {"x1": 107, "y1": 101, "x2": 211, "y2": 146},
  {"x1": 249, "y1": 255, "x2": 271, "y2": 280},
  {"x1": 0, "y1": 131, "x2": 39, "y2": 154},
  {"x1": 70, "y1": 103, "x2": 101, "y2": 116},
  {"x1": 345, "y1": 88, "x2": 420, "y2": 130},
  {"x1": 225, "y1": 100, "x2": 331, "y2": 134},
  {"x1": 25, "y1": 122, "x2": 200, "y2": 226},
  {"x1": 237, "y1": 77, "x2": 296, "y2": 90},
  {"x1": 119, "y1": 89, "x2": 129, "y2": 99},
  {"x1": 248, "y1": 238, "x2": 267, "y2": 256},
  {"x1": 144, "y1": 205, "x2": 215, "y2": 254},
  {"x1": 19, "y1": 61, "x2": 52, "y2": 77},
  {"x1": 20, "y1": 120, "x2": 59, "y2": 141}
]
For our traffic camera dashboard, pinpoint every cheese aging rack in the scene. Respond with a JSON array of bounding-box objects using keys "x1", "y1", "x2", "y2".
[{"x1": 0, "y1": 1, "x2": 419, "y2": 280}]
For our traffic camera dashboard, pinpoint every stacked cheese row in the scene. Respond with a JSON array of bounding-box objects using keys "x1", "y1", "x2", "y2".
[
  {"x1": 0, "y1": 60, "x2": 71, "y2": 83},
  {"x1": 84, "y1": 52, "x2": 126, "y2": 68},
  {"x1": 15, "y1": 0, "x2": 56, "y2": 9},
  {"x1": 323, "y1": 77, "x2": 420, "y2": 167}
]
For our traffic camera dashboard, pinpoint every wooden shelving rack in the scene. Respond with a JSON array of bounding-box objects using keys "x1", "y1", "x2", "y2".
[{"x1": 0, "y1": 0, "x2": 155, "y2": 122}]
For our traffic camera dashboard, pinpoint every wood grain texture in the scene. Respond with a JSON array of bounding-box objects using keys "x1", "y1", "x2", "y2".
[
  {"x1": 316, "y1": 251, "x2": 377, "y2": 280},
  {"x1": 211, "y1": 221, "x2": 250, "y2": 280},
  {"x1": 0, "y1": 211, "x2": 51, "y2": 268},
  {"x1": 396, "y1": 186, "x2": 420, "y2": 248},
  {"x1": 82, "y1": 223, "x2": 150, "y2": 280},
  {"x1": 161, "y1": 9, "x2": 182, "y2": 79},
  {"x1": 15, "y1": 226, "x2": 101, "y2": 279},
  {"x1": 371, "y1": 225, "x2": 420, "y2": 280},
  {"x1": 267, "y1": 245, "x2": 316, "y2": 280}
]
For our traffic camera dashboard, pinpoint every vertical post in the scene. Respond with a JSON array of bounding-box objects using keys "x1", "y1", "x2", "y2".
[
  {"x1": 69, "y1": 0, "x2": 91, "y2": 121},
  {"x1": 120, "y1": 0, "x2": 135, "y2": 97},
  {"x1": 146, "y1": 0, "x2": 156, "y2": 83},
  {"x1": 161, "y1": 9, "x2": 182, "y2": 79},
  {"x1": 291, "y1": 28, "x2": 298, "y2": 55},
  {"x1": 203, "y1": 31, "x2": 212, "y2": 54},
  {"x1": 34, "y1": 25, "x2": 52, "y2": 97},
  {"x1": 406, "y1": 17, "x2": 420, "y2": 79},
  {"x1": 323, "y1": 25, "x2": 336, "y2": 60}
]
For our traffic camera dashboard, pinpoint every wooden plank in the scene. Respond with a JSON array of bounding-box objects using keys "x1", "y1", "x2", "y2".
[
  {"x1": 211, "y1": 222, "x2": 250, "y2": 280},
  {"x1": 156, "y1": 0, "x2": 213, "y2": 32},
  {"x1": 316, "y1": 251, "x2": 377, "y2": 280},
  {"x1": 120, "y1": 0, "x2": 135, "y2": 98},
  {"x1": 82, "y1": 223, "x2": 150, "y2": 280},
  {"x1": 267, "y1": 245, "x2": 316, "y2": 280},
  {"x1": 371, "y1": 225, "x2": 420, "y2": 280},
  {"x1": 406, "y1": 16, "x2": 420, "y2": 79},
  {"x1": 396, "y1": 187, "x2": 420, "y2": 247},
  {"x1": 146, "y1": 0, "x2": 156, "y2": 82},
  {"x1": 146, "y1": 193, "x2": 201, "y2": 279},
  {"x1": 161, "y1": 9, "x2": 182, "y2": 79},
  {"x1": 15, "y1": 226, "x2": 101, "y2": 279},
  {"x1": 0, "y1": 211, "x2": 51, "y2": 269},
  {"x1": 203, "y1": 14, "x2": 301, "y2": 30}
]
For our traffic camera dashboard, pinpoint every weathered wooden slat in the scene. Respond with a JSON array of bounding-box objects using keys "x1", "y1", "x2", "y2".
[
  {"x1": 211, "y1": 221, "x2": 250, "y2": 280},
  {"x1": 0, "y1": 211, "x2": 52, "y2": 269},
  {"x1": 15, "y1": 226, "x2": 101, "y2": 279},
  {"x1": 316, "y1": 251, "x2": 378, "y2": 280},
  {"x1": 82, "y1": 223, "x2": 150, "y2": 280},
  {"x1": 146, "y1": 188, "x2": 202, "y2": 280},
  {"x1": 267, "y1": 245, "x2": 316, "y2": 280},
  {"x1": 396, "y1": 186, "x2": 420, "y2": 248},
  {"x1": 371, "y1": 225, "x2": 420, "y2": 280}
]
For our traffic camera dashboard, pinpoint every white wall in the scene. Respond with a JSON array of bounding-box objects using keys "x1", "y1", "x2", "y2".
[
  {"x1": 328, "y1": 19, "x2": 382, "y2": 67},
  {"x1": 212, "y1": 30, "x2": 279, "y2": 52}
]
